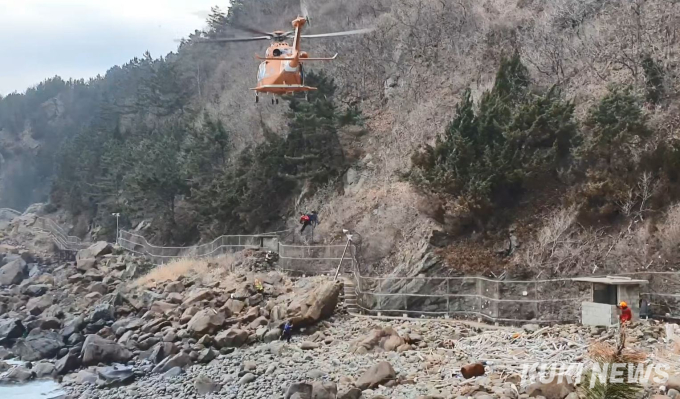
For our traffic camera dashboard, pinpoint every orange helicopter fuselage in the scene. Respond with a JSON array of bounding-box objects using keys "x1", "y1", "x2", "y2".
[{"x1": 251, "y1": 17, "x2": 334, "y2": 95}]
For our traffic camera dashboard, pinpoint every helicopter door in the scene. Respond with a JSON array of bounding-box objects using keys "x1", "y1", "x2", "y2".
[{"x1": 257, "y1": 62, "x2": 267, "y2": 81}]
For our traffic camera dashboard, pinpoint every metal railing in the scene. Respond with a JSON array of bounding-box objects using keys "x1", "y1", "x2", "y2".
[
  {"x1": 275, "y1": 240, "x2": 680, "y2": 324},
  {"x1": 118, "y1": 229, "x2": 285, "y2": 264},
  {"x1": 0, "y1": 207, "x2": 87, "y2": 251}
]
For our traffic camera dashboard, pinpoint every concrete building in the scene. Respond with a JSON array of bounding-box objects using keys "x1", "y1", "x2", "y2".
[{"x1": 572, "y1": 276, "x2": 649, "y2": 327}]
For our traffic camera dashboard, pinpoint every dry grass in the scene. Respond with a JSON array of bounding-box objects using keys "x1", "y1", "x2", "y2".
[{"x1": 131, "y1": 253, "x2": 238, "y2": 289}]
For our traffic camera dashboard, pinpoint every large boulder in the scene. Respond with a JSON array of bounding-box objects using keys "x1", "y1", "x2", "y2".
[
  {"x1": 77, "y1": 241, "x2": 112, "y2": 261},
  {"x1": 356, "y1": 361, "x2": 396, "y2": 390},
  {"x1": 0, "y1": 258, "x2": 26, "y2": 286},
  {"x1": 61, "y1": 315, "x2": 85, "y2": 339},
  {"x1": 215, "y1": 328, "x2": 248, "y2": 348},
  {"x1": 526, "y1": 380, "x2": 576, "y2": 399},
  {"x1": 13, "y1": 330, "x2": 64, "y2": 361},
  {"x1": 33, "y1": 362, "x2": 55, "y2": 378},
  {"x1": 55, "y1": 352, "x2": 81, "y2": 375},
  {"x1": 182, "y1": 289, "x2": 214, "y2": 307},
  {"x1": 0, "y1": 318, "x2": 25, "y2": 344},
  {"x1": 142, "y1": 342, "x2": 177, "y2": 364},
  {"x1": 97, "y1": 365, "x2": 135, "y2": 386},
  {"x1": 21, "y1": 284, "x2": 50, "y2": 297},
  {"x1": 285, "y1": 382, "x2": 313, "y2": 399},
  {"x1": 81, "y1": 334, "x2": 133, "y2": 366},
  {"x1": 1, "y1": 366, "x2": 35, "y2": 383},
  {"x1": 26, "y1": 294, "x2": 54, "y2": 316},
  {"x1": 90, "y1": 303, "x2": 115, "y2": 322},
  {"x1": 152, "y1": 352, "x2": 191, "y2": 374},
  {"x1": 187, "y1": 309, "x2": 225, "y2": 336},
  {"x1": 287, "y1": 280, "x2": 341, "y2": 327}
]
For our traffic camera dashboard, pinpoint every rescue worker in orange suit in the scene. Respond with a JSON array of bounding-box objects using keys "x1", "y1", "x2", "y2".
[{"x1": 618, "y1": 301, "x2": 632, "y2": 325}]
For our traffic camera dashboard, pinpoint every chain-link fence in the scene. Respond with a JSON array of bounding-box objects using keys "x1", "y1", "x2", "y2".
[
  {"x1": 32, "y1": 216, "x2": 88, "y2": 251},
  {"x1": 118, "y1": 230, "x2": 282, "y2": 264},
  {"x1": 276, "y1": 241, "x2": 680, "y2": 323},
  {"x1": 278, "y1": 242, "x2": 355, "y2": 275},
  {"x1": 1, "y1": 208, "x2": 87, "y2": 252}
]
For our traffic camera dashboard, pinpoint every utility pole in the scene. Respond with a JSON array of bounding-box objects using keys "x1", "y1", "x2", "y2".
[
  {"x1": 333, "y1": 229, "x2": 353, "y2": 281},
  {"x1": 111, "y1": 213, "x2": 121, "y2": 246}
]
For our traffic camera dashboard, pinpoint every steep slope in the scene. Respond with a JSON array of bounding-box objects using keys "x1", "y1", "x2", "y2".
[{"x1": 2, "y1": 0, "x2": 680, "y2": 278}]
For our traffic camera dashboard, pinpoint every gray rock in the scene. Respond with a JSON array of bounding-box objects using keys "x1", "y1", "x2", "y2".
[
  {"x1": 96, "y1": 364, "x2": 135, "y2": 386},
  {"x1": 312, "y1": 381, "x2": 337, "y2": 399},
  {"x1": 194, "y1": 374, "x2": 222, "y2": 395},
  {"x1": 238, "y1": 372, "x2": 257, "y2": 385},
  {"x1": 90, "y1": 303, "x2": 115, "y2": 322},
  {"x1": 526, "y1": 380, "x2": 575, "y2": 399},
  {"x1": 197, "y1": 348, "x2": 216, "y2": 364},
  {"x1": 75, "y1": 369, "x2": 98, "y2": 384},
  {"x1": 152, "y1": 352, "x2": 191, "y2": 374},
  {"x1": 0, "y1": 259, "x2": 26, "y2": 286},
  {"x1": 522, "y1": 324, "x2": 541, "y2": 333},
  {"x1": 13, "y1": 330, "x2": 64, "y2": 361},
  {"x1": 22, "y1": 284, "x2": 50, "y2": 297},
  {"x1": 187, "y1": 308, "x2": 225, "y2": 336},
  {"x1": 337, "y1": 387, "x2": 362, "y2": 399},
  {"x1": 0, "y1": 318, "x2": 25, "y2": 345},
  {"x1": 81, "y1": 334, "x2": 133, "y2": 366},
  {"x1": 142, "y1": 342, "x2": 177, "y2": 364},
  {"x1": 215, "y1": 328, "x2": 248, "y2": 348},
  {"x1": 285, "y1": 382, "x2": 313, "y2": 399},
  {"x1": 61, "y1": 316, "x2": 85, "y2": 339},
  {"x1": 39, "y1": 317, "x2": 61, "y2": 330},
  {"x1": 356, "y1": 361, "x2": 396, "y2": 390},
  {"x1": 55, "y1": 353, "x2": 81, "y2": 375},
  {"x1": 33, "y1": 362, "x2": 55, "y2": 378},
  {"x1": 164, "y1": 281, "x2": 185, "y2": 293},
  {"x1": 77, "y1": 241, "x2": 112, "y2": 260},
  {"x1": 1, "y1": 366, "x2": 35, "y2": 382},
  {"x1": 26, "y1": 295, "x2": 53, "y2": 316},
  {"x1": 264, "y1": 329, "x2": 281, "y2": 343},
  {"x1": 300, "y1": 341, "x2": 319, "y2": 350}
]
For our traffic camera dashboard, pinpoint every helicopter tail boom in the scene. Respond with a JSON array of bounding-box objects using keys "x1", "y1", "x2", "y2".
[{"x1": 255, "y1": 54, "x2": 338, "y2": 61}]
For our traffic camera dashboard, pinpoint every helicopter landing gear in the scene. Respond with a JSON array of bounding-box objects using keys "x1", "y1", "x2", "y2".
[
  {"x1": 255, "y1": 94, "x2": 259, "y2": 104},
  {"x1": 305, "y1": 92, "x2": 310, "y2": 102}
]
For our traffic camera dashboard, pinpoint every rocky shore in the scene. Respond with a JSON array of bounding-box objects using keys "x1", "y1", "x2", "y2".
[{"x1": 0, "y1": 231, "x2": 679, "y2": 399}]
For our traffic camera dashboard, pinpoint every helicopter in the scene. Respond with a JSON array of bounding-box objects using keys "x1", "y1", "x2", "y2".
[{"x1": 200, "y1": 17, "x2": 373, "y2": 104}]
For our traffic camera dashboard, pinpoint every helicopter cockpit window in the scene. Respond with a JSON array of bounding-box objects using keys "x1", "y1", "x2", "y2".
[{"x1": 257, "y1": 62, "x2": 267, "y2": 81}]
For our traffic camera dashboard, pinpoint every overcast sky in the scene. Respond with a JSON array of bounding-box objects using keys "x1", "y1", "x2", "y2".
[{"x1": 0, "y1": 0, "x2": 228, "y2": 95}]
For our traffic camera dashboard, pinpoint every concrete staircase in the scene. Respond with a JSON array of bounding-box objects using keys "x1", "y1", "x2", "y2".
[{"x1": 342, "y1": 277, "x2": 359, "y2": 315}]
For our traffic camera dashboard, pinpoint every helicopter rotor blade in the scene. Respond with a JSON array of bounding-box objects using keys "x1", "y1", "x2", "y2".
[
  {"x1": 231, "y1": 23, "x2": 275, "y2": 38},
  {"x1": 301, "y1": 28, "x2": 374, "y2": 39},
  {"x1": 197, "y1": 36, "x2": 272, "y2": 43}
]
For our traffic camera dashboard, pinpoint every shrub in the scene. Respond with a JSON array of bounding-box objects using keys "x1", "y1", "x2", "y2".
[{"x1": 411, "y1": 53, "x2": 578, "y2": 216}]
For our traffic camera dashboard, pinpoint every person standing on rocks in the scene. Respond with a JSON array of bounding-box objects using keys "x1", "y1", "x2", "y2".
[{"x1": 281, "y1": 321, "x2": 294, "y2": 343}]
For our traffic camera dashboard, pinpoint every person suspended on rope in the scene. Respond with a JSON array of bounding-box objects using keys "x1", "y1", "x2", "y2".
[
  {"x1": 299, "y1": 213, "x2": 311, "y2": 233},
  {"x1": 618, "y1": 301, "x2": 632, "y2": 325},
  {"x1": 308, "y1": 211, "x2": 319, "y2": 227},
  {"x1": 254, "y1": 279, "x2": 264, "y2": 293},
  {"x1": 280, "y1": 320, "x2": 293, "y2": 343}
]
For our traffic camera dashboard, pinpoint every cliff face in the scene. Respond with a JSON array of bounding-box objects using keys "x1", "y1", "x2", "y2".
[{"x1": 3, "y1": 0, "x2": 680, "y2": 277}]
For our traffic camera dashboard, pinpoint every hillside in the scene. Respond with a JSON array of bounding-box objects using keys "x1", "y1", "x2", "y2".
[{"x1": 2, "y1": 0, "x2": 680, "y2": 278}]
